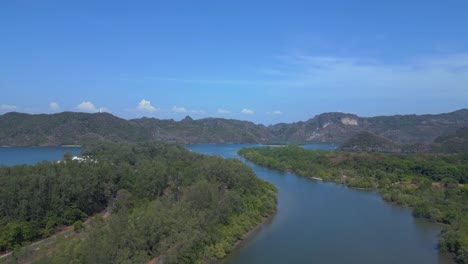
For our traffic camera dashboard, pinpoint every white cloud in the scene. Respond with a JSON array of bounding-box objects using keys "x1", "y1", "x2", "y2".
[
  {"x1": 77, "y1": 101, "x2": 97, "y2": 112},
  {"x1": 49, "y1": 102, "x2": 60, "y2": 111},
  {"x1": 77, "y1": 101, "x2": 98, "y2": 112},
  {"x1": 241, "y1": 108, "x2": 254, "y2": 114},
  {"x1": 0, "y1": 104, "x2": 17, "y2": 111},
  {"x1": 217, "y1": 108, "x2": 231, "y2": 114},
  {"x1": 271, "y1": 53, "x2": 468, "y2": 97},
  {"x1": 267, "y1": 110, "x2": 282, "y2": 115},
  {"x1": 137, "y1": 99, "x2": 158, "y2": 112},
  {"x1": 172, "y1": 106, "x2": 187, "y2": 113}
]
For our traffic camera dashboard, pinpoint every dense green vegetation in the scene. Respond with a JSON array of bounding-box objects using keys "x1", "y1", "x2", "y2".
[
  {"x1": 338, "y1": 131, "x2": 401, "y2": 152},
  {"x1": 338, "y1": 128, "x2": 468, "y2": 154},
  {"x1": 1, "y1": 109, "x2": 466, "y2": 146},
  {"x1": 0, "y1": 157, "x2": 113, "y2": 251},
  {"x1": 239, "y1": 146, "x2": 468, "y2": 263},
  {"x1": 0, "y1": 112, "x2": 270, "y2": 146},
  {"x1": 0, "y1": 142, "x2": 277, "y2": 263},
  {"x1": 432, "y1": 128, "x2": 468, "y2": 153}
]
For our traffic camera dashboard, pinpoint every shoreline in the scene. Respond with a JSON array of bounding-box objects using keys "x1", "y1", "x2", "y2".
[
  {"x1": 217, "y1": 211, "x2": 276, "y2": 264},
  {"x1": 309, "y1": 175, "x2": 456, "y2": 234},
  {"x1": 231, "y1": 212, "x2": 276, "y2": 250},
  {"x1": 240, "y1": 153, "x2": 457, "y2": 263},
  {"x1": 147, "y1": 212, "x2": 277, "y2": 264}
]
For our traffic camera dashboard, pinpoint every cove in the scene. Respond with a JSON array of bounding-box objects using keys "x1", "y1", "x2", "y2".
[
  {"x1": 188, "y1": 144, "x2": 454, "y2": 264},
  {"x1": 0, "y1": 146, "x2": 81, "y2": 166}
]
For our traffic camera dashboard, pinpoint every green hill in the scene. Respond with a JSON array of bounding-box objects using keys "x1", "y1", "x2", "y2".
[
  {"x1": 431, "y1": 128, "x2": 468, "y2": 153},
  {"x1": 338, "y1": 131, "x2": 401, "y2": 152},
  {"x1": 0, "y1": 109, "x2": 466, "y2": 147}
]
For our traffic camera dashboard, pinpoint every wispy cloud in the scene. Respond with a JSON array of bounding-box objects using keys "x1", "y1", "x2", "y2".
[
  {"x1": 120, "y1": 53, "x2": 468, "y2": 112},
  {"x1": 217, "y1": 108, "x2": 232, "y2": 114},
  {"x1": 267, "y1": 110, "x2": 282, "y2": 115},
  {"x1": 265, "y1": 53, "x2": 468, "y2": 97},
  {"x1": 0, "y1": 104, "x2": 17, "y2": 111},
  {"x1": 49, "y1": 102, "x2": 60, "y2": 111},
  {"x1": 173, "y1": 106, "x2": 205, "y2": 115},
  {"x1": 137, "y1": 99, "x2": 158, "y2": 112},
  {"x1": 241, "y1": 108, "x2": 254, "y2": 114},
  {"x1": 142, "y1": 76, "x2": 304, "y2": 87},
  {"x1": 172, "y1": 106, "x2": 187, "y2": 113},
  {"x1": 190, "y1": 109, "x2": 205, "y2": 114},
  {"x1": 130, "y1": 53, "x2": 468, "y2": 100},
  {"x1": 256, "y1": 68, "x2": 290, "y2": 76}
]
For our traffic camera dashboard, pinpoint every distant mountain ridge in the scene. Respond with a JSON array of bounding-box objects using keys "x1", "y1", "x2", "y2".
[{"x1": 0, "y1": 109, "x2": 467, "y2": 147}]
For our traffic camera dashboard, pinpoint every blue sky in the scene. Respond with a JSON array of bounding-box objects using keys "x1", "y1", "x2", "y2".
[{"x1": 1, "y1": 0, "x2": 467, "y2": 124}]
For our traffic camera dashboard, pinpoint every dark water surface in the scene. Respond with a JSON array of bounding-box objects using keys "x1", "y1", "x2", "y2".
[
  {"x1": 0, "y1": 147, "x2": 81, "y2": 166},
  {"x1": 188, "y1": 144, "x2": 453, "y2": 264}
]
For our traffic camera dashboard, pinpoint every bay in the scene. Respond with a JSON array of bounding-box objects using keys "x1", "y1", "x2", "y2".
[{"x1": 0, "y1": 147, "x2": 81, "y2": 166}]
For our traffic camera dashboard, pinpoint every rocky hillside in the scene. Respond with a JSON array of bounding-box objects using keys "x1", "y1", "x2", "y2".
[
  {"x1": 0, "y1": 109, "x2": 466, "y2": 147},
  {"x1": 269, "y1": 112, "x2": 365, "y2": 143},
  {"x1": 269, "y1": 109, "x2": 468, "y2": 144}
]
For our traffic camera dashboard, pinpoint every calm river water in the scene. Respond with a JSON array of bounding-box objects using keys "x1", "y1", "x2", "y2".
[
  {"x1": 0, "y1": 145, "x2": 453, "y2": 263},
  {"x1": 187, "y1": 144, "x2": 453, "y2": 264}
]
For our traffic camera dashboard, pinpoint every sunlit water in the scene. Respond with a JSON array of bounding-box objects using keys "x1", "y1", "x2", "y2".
[{"x1": 188, "y1": 144, "x2": 454, "y2": 264}]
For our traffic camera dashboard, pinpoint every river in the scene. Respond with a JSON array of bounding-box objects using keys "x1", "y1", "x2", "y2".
[
  {"x1": 187, "y1": 144, "x2": 454, "y2": 264},
  {"x1": 0, "y1": 145, "x2": 453, "y2": 263}
]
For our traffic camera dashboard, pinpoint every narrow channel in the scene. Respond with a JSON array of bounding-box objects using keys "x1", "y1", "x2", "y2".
[{"x1": 188, "y1": 144, "x2": 453, "y2": 264}]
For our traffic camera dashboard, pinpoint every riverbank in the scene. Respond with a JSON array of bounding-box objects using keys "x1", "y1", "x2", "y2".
[
  {"x1": 216, "y1": 212, "x2": 276, "y2": 264},
  {"x1": 145, "y1": 212, "x2": 277, "y2": 264},
  {"x1": 231, "y1": 213, "x2": 276, "y2": 252},
  {"x1": 238, "y1": 147, "x2": 466, "y2": 263},
  {"x1": 183, "y1": 144, "x2": 456, "y2": 263}
]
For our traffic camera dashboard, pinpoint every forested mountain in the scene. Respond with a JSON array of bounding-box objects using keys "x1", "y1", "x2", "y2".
[
  {"x1": 268, "y1": 109, "x2": 468, "y2": 144},
  {"x1": 337, "y1": 131, "x2": 402, "y2": 153},
  {"x1": 0, "y1": 142, "x2": 277, "y2": 263},
  {"x1": 337, "y1": 127, "x2": 468, "y2": 153},
  {"x1": 0, "y1": 112, "x2": 269, "y2": 146},
  {"x1": 430, "y1": 128, "x2": 468, "y2": 153},
  {"x1": 0, "y1": 109, "x2": 466, "y2": 147}
]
